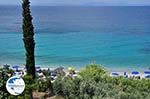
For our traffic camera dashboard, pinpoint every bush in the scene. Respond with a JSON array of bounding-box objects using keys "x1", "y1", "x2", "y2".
[
  {"x1": 79, "y1": 64, "x2": 106, "y2": 81},
  {"x1": 53, "y1": 64, "x2": 150, "y2": 99},
  {"x1": 0, "y1": 68, "x2": 13, "y2": 98}
]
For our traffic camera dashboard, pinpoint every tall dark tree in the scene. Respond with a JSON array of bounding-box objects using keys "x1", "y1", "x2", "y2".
[{"x1": 22, "y1": 0, "x2": 36, "y2": 78}]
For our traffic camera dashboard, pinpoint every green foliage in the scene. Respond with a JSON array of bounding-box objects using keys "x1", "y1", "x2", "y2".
[
  {"x1": 53, "y1": 64, "x2": 150, "y2": 99},
  {"x1": 79, "y1": 64, "x2": 106, "y2": 81},
  {"x1": 0, "y1": 70, "x2": 54, "y2": 99},
  {"x1": 36, "y1": 77, "x2": 53, "y2": 92},
  {"x1": 0, "y1": 69, "x2": 33, "y2": 99},
  {"x1": 23, "y1": 75, "x2": 36, "y2": 94},
  {"x1": 1, "y1": 64, "x2": 150, "y2": 99},
  {"x1": 53, "y1": 76, "x2": 64, "y2": 95},
  {"x1": 0, "y1": 68, "x2": 12, "y2": 98},
  {"x1": 22, "y1": 0, "x2": 36, "y2": 78}
]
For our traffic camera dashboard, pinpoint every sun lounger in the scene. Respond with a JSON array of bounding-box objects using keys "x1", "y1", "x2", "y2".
[{"x1": 111, "y1": 72, "x2": 119, "y2": 77}]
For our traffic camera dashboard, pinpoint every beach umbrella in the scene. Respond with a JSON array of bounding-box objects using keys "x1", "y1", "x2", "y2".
[
  {"x1": 12, "y1": 66, "x2": 20, "y2": 71},
  {"x1": 145, "y1": 75, "x2": 150, "y2": 78},
  {"x1": 131, "y1": 71, "x2": 139, "y2": 75},
  {"x1": 35, "y1": 66, "x2": 41, "y2": 72},
  {"x1": 36, "y1": 66, "x2": 41, "y2": 69},
  {"x1": 144, "y1": 71, "x2": 150, "y2": 78},
  {"x1": 112, "y1": 73, "x2": 119, "y2": 76},
  {"x1": 144, "y1": 71, "x2": 150, "y2": 74},
  {"x1": 111, "y1": 72, "x2": 119, "y2": 77},
  {"x1": 12, "y1": 65, "x2": 19, "y2": 68}
]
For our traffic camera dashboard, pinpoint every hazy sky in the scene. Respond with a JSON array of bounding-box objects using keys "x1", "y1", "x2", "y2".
[{"x1": 1, "y1": 0, "x2": 150, "y2": 6}]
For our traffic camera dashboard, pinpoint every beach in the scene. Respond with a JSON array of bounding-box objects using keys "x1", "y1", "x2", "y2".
[{"x1": 1, "y1": 63, "x2": 150, "y2": 80}]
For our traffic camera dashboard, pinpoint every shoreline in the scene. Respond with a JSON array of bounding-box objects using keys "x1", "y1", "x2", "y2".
[
  {"x1": 1, "y1": 63, "x2": 149, "y2": 72},
  {"x1": 1, "y1": 64, "x2": 150, "y2": 79}
]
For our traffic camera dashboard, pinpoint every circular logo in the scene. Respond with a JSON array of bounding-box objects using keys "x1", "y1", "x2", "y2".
[{"x1": 6, "y1": 76, "x2": 25, "y2": 95}]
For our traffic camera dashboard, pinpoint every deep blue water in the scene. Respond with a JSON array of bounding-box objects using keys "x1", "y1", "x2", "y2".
[{"x1": 0, "y1": 6, "x2": 150, "y2": 70}]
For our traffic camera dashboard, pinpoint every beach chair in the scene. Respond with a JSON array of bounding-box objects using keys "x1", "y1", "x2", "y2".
[{"x1": 111, "y1": 72, "x2": 119, "y2": 77}]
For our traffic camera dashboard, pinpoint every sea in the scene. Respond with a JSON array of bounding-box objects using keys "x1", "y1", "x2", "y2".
[{"x1": 0, "y1": 6, "x2": 150, "y2": 71}]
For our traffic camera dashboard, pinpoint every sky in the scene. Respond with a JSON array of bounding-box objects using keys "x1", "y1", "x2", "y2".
[{"x1": 0, "y1": 0, "x2": 150, "y2": 6}]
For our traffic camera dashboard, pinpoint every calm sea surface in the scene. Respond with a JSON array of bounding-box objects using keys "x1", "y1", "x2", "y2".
[{"x1": 0, "y1": 6, "x2": 150, "y2": 70}]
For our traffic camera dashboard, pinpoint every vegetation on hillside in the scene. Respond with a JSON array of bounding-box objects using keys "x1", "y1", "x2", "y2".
[
  {"x1": 53, "y1": 64, "x2": 150, "y2": 99},
  {"x1": 1, "y1": 64, "x2": 150, "y2": 99},
  {"x1": 0, "y1": 68, "x2": 13, "y2": 98}
]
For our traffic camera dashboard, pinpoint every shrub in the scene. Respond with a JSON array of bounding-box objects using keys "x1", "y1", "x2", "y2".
[
  {"x1": 53, "y1": 64, "x2": 150, "y2": 99},
  {"x1": 79, "y1": 64, "x2": 106, "y2": 81}
]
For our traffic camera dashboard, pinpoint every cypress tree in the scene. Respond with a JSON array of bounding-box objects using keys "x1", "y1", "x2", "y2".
[{"x1": 22, "y1": 0, "x2": 36, "y2": 78}]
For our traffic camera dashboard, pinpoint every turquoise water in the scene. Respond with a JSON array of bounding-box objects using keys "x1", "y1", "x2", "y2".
[{"x1": 0, "y1": 6, "x2": 150, "y2": 70}]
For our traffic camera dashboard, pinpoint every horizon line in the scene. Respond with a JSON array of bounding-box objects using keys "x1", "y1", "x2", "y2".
[{"x1": 0, "y1": 4, "x2": 150, "y2": 7}]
